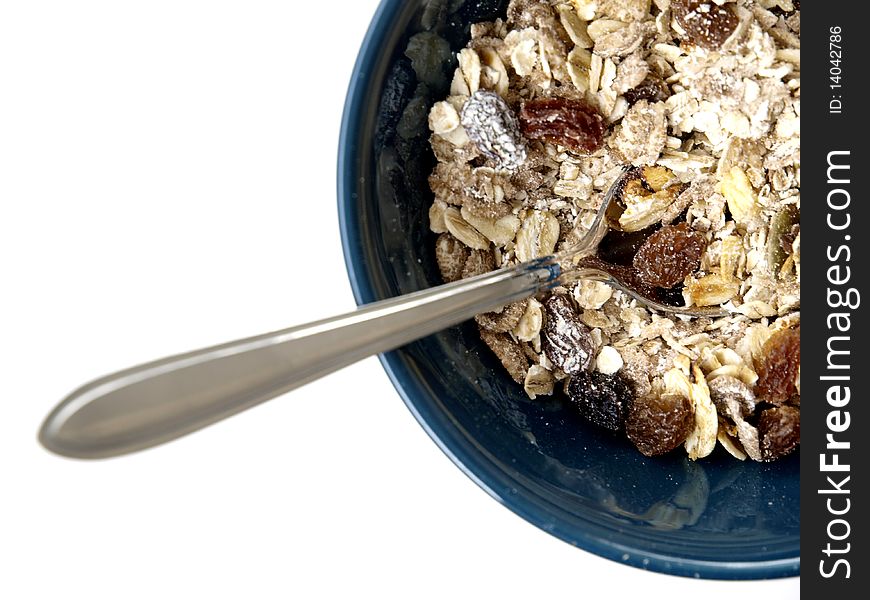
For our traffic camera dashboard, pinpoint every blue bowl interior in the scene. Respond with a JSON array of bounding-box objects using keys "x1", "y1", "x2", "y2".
[{"x1": 338, "y1": 0, "x2": 799, "y2": 579}]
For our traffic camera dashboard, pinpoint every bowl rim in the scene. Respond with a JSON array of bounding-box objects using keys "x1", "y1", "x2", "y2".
[{"x1": 336, "y1": 0, "x2": 799, "y2": 580}]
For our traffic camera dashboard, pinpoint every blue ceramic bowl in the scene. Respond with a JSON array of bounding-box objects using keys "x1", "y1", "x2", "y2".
[{"x1": 338, "y1": 0, "x2": 799, "y2": 579}]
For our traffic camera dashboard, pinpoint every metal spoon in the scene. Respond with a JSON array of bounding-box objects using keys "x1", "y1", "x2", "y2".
[{"x1": 39, "y1": 168, "x2": 728, "y2": 459}]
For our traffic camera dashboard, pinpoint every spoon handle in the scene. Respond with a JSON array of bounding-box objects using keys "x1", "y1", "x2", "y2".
[{"x1": 40, "y1": 261, "x2": 559, "y2": 459}]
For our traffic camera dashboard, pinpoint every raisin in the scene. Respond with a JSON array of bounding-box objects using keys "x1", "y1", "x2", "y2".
[
  {"x1": 541, "y1": 295, "x2": 594, "y2": 375},
  {"x1": 460, "y1": 90, "x2": 528, "y2": 171},
  {"x1": 626, "y1": 392, "x2": 694, "y2": 456},
  {"x1": 755, "y1": 327, "x2": 801, "y2": 404},
  {"x1": 758, "y1": 405, "x2": 800, "y2": 461},
  {"x1": 623, "y1": 75, "x2": 670, "y2": 105},
  {"x1": 566, "y1": 371, "x2": 634, "y2": 432},
  {"x1": 672, "y1": 0, "x2": 739, "y2": 50},
  {"x1": 519, "y1": 97, "x2": 605, "y2": 154},
  {"x1": 633, "y1": 223, "x2": 706, "y2": 288}
]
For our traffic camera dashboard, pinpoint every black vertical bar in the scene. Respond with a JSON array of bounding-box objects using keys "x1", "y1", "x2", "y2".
[{"x1": 802, "y1": 1, "x2": 866, "y2": 595}]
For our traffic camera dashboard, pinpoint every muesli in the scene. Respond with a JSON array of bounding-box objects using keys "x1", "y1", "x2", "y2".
[{"x1": 427, "y1": 0, "x2": 800, "y2": 461}]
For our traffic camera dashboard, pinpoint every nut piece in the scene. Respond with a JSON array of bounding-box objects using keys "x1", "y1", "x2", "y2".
[
  {"x1": 513, "y1": 298, "x2": 543, "y2": 342},
  {"x1": 524, "y1": 365, "x2": 555, "y2": 399},
  {"x1": 519, "y1": 97, "x2": 605, "y2": 154},
  {"x1": 595, "y1": 346, "x2": 624, "y2": 375},
  {"x1": 618, "y1": 187, "x2": 679, "y2": 232},
  {"x1": 574, "y1": 279, "x2": 613, "y2": 309},
  {"x1": 461, "y1": 90, "x2": 528, "y2": 171},
  {"x1": 428, "y1": 101, "x2": 470, "y2": 146}
]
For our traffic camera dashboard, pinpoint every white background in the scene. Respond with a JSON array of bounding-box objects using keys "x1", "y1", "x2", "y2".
[{"x1": 0, "y1": 1, "x2": 799, "y2": 598}]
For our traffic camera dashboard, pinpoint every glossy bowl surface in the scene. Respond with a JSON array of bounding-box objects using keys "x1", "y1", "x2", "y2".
[{"x1": 338, "y1": 0, "x2": 799, "y2": 579}]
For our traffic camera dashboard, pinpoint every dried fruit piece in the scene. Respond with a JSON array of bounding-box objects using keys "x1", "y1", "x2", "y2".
[
  {"x1": 478, "y1": 326, "x2": 529, "y2": 384},
  {"x1": 623, "y1": 75, "x2": 670, "y2": 105},
  {"x1": 567, "y1": 371, "x2": 634, "y2": 432},
  {"x1": 672, "y1": 0, "x2": 739, "y2": 50},
  {"x1": 460, "y1": 90, "x2": 528, "y2": 171},
  {"x1": 476, "y1": 299, "x2": 527, "y2": 333},
  {"x1": 755, "y1": 327, "x2": 801, "y2": 404},
  {"x1": 626, "y1": 392, "x2": 694, "y2": 456},
  {"x1": 542, "y1": 295, "x2": 594, "y2": 375},
  {"x1": 519, "y1": 98, "x2": 605, "y2": 154},
  {"x1": 633, "y1": 223, "x2": 706, "y2": 288},
  {"x1": 758, "y1": 405, "x2": 800, "y2": 461},
  {"x1": 435, "y1": 233, "x2": 469, "y2": 283}
]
